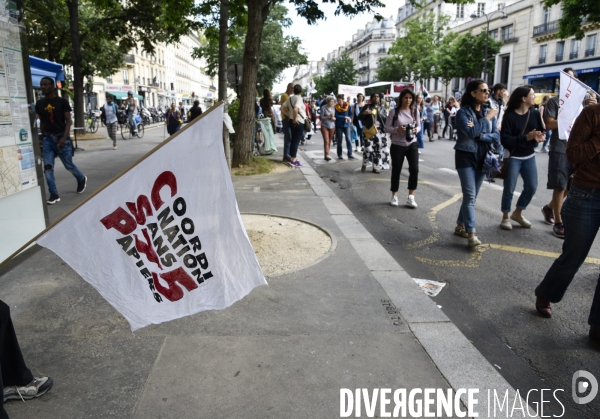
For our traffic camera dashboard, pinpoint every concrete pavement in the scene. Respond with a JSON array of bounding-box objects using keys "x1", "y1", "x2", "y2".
[{"x1": 1, "y1": 125, "x2": 529, "y2": 418}]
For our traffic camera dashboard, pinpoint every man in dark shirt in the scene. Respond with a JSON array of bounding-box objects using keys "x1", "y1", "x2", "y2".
[
  {"x1": 35, "y1": 77, "x2": 87, "y2": 205},
  {"x1": 188, "y1": 100, "x2": 203, "y2": 122}
]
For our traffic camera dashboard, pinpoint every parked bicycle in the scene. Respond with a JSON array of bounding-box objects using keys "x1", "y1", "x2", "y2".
[
  {"x1": 121, "y1": 114, "x2": 144, "y2": 140},
  {"x1": 86, "y1": 110, "x2": 100, "y2": 133}
]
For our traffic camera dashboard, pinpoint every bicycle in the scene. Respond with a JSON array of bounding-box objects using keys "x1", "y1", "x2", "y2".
[
  {"x1": 121, "y1": 115, "x2": 144, "y2": 140},
  {"x1": 86, "y1": 112, "x2": 99, "y2": 133}
]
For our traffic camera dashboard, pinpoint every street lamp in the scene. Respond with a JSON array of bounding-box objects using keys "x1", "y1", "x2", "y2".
[{"x1": 470, "y1": 10, "x2": 507, "y2": 81}]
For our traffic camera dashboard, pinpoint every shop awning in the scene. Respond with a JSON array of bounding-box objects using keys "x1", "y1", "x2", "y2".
[
  {"x1": 29, "y1": 56, "x2": 65, "y2": 87},
  {"x1": 106, "y1": 91, "x2": 143, "y2": 101},
  {"x1": 523, "y1": 59, "x2": 600, "y2": 79}
]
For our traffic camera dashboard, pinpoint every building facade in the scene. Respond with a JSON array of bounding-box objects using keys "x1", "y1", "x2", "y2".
[
  {"x1": 92, "y1": 33, "x2": 216, "y2": 110},
  {"x1": 524, "y1": 3, "x2": 600, "y2": 93},
  {"x1": 291, "y1": 60, "x2": 326, "y2": 93}
]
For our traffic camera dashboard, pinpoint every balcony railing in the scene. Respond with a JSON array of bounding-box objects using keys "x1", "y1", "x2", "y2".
[
  {"x1": 539, "y1": 56, "x2": 546, "y2": 64},
  {"x1": 555, "y1": 54, "x2": 563, "y2": 62},
  {"x1": 533, "y1": 20, "x2": 559, "y2": 37},
  {"x1": 359, "y1": 52, "x2": 369, "y2": 58},
  {"x1": 359, "y1": 66, "x2": 370, "y2": 72},
  {"x1": 358, "y1": 81, "x2": 370, "y2": 86},
  {"x1": 123, "y1": 79, "x2": 129, "y2": 85},
  {"x1": 569, "y1": 51, "x2": 579, "y2": 59},
  {"x1": 377, "y1": 48, "x2": 387, "y2": 53},
  {"x1": 501, "y1": 36, "x2": 518, "y2": 44},
  {"x1": 585, "y1": 48, "x2": 595, "y2": 57},
  {"x1": 124, "y1": 54, "x2": 135, "y2": 64}
]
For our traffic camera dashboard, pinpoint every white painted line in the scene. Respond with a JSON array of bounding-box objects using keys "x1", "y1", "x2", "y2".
[{"x1": 438, "y1": 168, "x2": 458, "y2": 175}]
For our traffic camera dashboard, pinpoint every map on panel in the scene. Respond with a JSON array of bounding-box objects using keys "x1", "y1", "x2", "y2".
[{"x1": 0, "y1": 145, "x2": 20, "y2": 197}]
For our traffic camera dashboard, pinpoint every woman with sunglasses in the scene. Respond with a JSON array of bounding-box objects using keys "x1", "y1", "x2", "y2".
[
  {"x1": 499, "y1": 85, "x2": 545, "y2": 230},
  {"x1": 454, "y1": 80, "x2": 499, "y2": 247}
]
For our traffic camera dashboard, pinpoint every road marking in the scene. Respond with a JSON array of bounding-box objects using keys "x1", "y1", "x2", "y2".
[
  {"x1": 365, "y1": 179, "x2": 460, "y2": 188},
  {"x1": 416, "y1": 243, "x2": 600, "y2": 268},
  {"x1": 406, "y1": 194, "x2": 463, "y2": 250},
  {"x1": 439, "y1": 168, "x2": 458, "y2": 175}
]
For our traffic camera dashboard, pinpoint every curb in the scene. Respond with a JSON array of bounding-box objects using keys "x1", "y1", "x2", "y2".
[{"x1": 295, "y1": 153, "x2": 529, "y2": 419}]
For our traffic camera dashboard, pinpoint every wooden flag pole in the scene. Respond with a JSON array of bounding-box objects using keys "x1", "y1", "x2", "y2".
[{"x1": 0, "y1": 101, "x2": 224, "y2": 271}]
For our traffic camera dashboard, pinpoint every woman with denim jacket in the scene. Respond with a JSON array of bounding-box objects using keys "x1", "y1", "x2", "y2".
[{"x1": 454, "y1": 80, "x2": 500, "y2": 247}]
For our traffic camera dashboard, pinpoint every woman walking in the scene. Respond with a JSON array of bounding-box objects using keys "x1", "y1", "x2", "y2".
[
  {"x1": 320, "y1": 96, "x2": 336, "y2": 161},
  {"x1": 165, "y1": 102, "x2": 183, "y2": 135},
  {"x1": 442, "y1": 97, "x2": 458, "y2": 140},
  {"x1": 431, "y1": 95, "x2": 441, "y2": 140},
  {"x1": 334, "y1": 94, "x2": 354, "y2": 160},
  {"x1": 423, "y1": 97, "x2": 434, "y2": 141},
  {"x1": 385, "y1": 89, "x2": 420, "y2": 208},
  {"x1": 260, "y1": 89, "x2": 276, "y2": 132},
  {"x1": 499, "y1": 85, "x2": 545, "y2": 230},
  {"x1": 353, "y1": 93, "x2": 366, "y2": 151},
  {"x1": 454, "y1": 80, "x2": 500, "y2": 247},
  {"x1": 359, "y1": 93, "x2": 389, "y2": 173}
]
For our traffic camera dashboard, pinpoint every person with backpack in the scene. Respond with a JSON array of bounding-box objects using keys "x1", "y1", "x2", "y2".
[{"x1": 385, "y1": 89, "x2": 420, "y2": 208}]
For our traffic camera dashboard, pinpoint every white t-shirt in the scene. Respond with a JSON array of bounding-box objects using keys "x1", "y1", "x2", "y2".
[{"x1": 283, "y1": 95, "x2": 306, "y2": 123}]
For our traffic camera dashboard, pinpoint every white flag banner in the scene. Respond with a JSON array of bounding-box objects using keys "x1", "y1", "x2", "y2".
[
  {"x1": 338, "y1": 84, "x2": 365, "y2": 98},
  {"x1": 558, "y1": 71, "x2": 589, "y2": 140},
  {"x1": 36, "y1": 104, "x2": 267, "y2": 330}
]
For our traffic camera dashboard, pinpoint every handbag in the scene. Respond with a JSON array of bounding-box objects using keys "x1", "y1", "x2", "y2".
[
  {"x1": 363, "y1": 114, "x2": 378, "y2": 139},
  {"x1": 494, "y1": 110, "x2": 530, "y2": 179},
  {"x1": 304, "y1": 118, "x2": 312, "y2": 132}
]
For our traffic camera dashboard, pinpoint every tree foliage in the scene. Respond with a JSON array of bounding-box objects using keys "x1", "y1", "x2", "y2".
[
  {"x1": 196, "y1": 4, "x2": 307, "y2": 91},
  {"x1": 376, "y1": 12, "x2": 449, "y2": 83},
  {"x1": 25, "y1": 0, "x2": 203, "y2": 129},
  {"x1": 231, "y1": 0, "x2": 385, "y2": 168},
  {"x1": 314, "y1": 54, "x2": 359, "y2": 95},
  {"x1": 450, "y1": 31, "x2": 503, "y2": 79}
]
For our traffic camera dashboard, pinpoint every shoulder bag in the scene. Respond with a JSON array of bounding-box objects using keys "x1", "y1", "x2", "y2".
[{"x1": 363, "y1": 110, "x2": 378, "y2": 139}]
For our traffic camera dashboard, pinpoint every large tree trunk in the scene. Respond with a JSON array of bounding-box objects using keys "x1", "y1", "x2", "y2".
[
  {"x1": 219, "y1": 0, "x2": 231, "y2": 169},
  {"x1": 232, "y1": 0, "x2": 269, "y2": 167},
  {"x1": 66, "y1": 0, "x2": 85, "y2": 135}
]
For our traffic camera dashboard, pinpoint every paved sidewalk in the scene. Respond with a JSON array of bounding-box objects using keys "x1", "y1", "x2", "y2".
[{"x1": 1, "y1": 128, "x2": 521, "y2": 418}]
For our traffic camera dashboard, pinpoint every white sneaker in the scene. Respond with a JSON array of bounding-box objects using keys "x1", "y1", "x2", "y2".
[
  {"x1": 418, "y1": 150, "x2": 422, "y2": 154},
  {"x1": 390, "y1": 195, "x2": 399, "y2": 206},
  {"x1": 544, "y1": 145, "x2": 549, "y2": 152},
  {"x1": 406, "y1": 195, "x2": 417, "y2": 208},
  {"x1": 500, "y1": 218, "x2": 513, "y2": 230},
  {"x1": 468, "y1": 236, "x2": 482, "y2": 247},
  {"x1": 534, "y1": 147, "x2": 540, "y2": 152}
]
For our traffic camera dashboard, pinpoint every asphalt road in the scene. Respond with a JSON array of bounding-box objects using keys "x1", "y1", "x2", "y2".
[{"x1": 301, "y1": 129, "x2": 600, "y2": 419}]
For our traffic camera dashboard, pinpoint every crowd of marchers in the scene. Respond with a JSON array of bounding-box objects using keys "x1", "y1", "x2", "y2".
[{"x1": 256, "y1": 71, "x2": 600, "y2": 343}]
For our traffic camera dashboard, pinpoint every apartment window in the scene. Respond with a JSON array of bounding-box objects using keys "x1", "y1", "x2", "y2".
[
  {"x1": 543, "y1": 7, "x2": 551, "y2": 24},
  {"x1": 539, "y1": 45, "x2": 547, "y2": 64},
  {"x1": 489, "y1": 29, "x2": 498, "y2": 40},
  {"x1": 497, "y1": 3, "x2": 505, "y2": 10},
  {"x1": 500, "y1": 55, "x2": 510, "y2": 85},
  {"x1": 477, "y1": 3, "x2": 485, "y2": 16},
  {"x1": 379, "y1": 43, "x2": 386, "y2": 53},
  {"x1": 585, "y1": 34, "x2": 597, "y2": 57},
  {"x1": 570, "y1": 39, "x2": 580, "y2": 59},
  {"x1": 555, "y1": 41, "x2": 565, "y2": 61},
  {"x1": 123, "y1": 70, "x2": 129, "y2": 84},
  {"x1": 501, "y1": 25, "x2": 513, "y2": 41},
  {"x1": 456, "y1": 4, "x2": 464, "y2": 18},
  {"x1": 434, "y1": 78, "x2": 439, "y2": 91},
  {"x1": 106, "y1": 76, "x2": 112, "y2": 83}
]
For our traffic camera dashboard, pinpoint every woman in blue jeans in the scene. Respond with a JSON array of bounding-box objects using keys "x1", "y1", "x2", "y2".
[
  {"x1": 499, "y1": 86, "x2": 545, "y2": 230},
  {"x1": 454, "y1": 80, "x2": 500, "y2": 247}
]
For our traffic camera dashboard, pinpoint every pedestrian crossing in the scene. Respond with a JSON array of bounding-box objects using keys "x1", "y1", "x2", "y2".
[{"x1": 303, "y1": 149, "x2": 363, "y2": 164}]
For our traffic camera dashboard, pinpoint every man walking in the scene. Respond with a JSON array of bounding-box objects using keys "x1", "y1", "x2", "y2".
[
  {"x1": 540, "y1": 68, "x2": 597, "y2": 238},
  {"x1": 124, "y1": 91, "x2": 138, "y2": 134},
  {"x1": 188, "y1": 100, "x2": 203, "y2": 122},
  {"x1": 279, "y1": 82, "x2": 294, "y2": 162},
  {"x1": 535, "y1": 103, "x2": 600, "y2": 341},
  {"x1": 101, "y1": 94, "x2": 119, "y2": 150},
  {"x1": 490, "y1": 83, "x2": 507, "y2": 159},
  {"x1": 35, "y1": 77, "x2": 87, "y2": 205}
]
